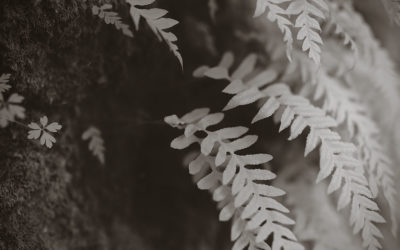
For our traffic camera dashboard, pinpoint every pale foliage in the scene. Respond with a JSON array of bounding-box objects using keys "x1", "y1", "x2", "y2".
[
  {"x1": 254, "y1": 0, "x2": 294, "y2": 60},
  {"x1": 28, "y1": 116, "x2": 62, "y2": 148},
  {"x1": 82, "y1": 126, "x2": 106, "y2": 165},
  {"x1": 126, "y1": 0, "x2": 183, "y2": 67},
  {"x1": 0, "y1": 73, "x2": 12, "y2": 95},
  {"x1": 300, "y1": 68, "x2": 398, "y2": 235},
  {"x1": 92, "y1": 4, "x2": 134, "y2": 38},
  {"x1": 254, "y1": 0, "x2": 328, "y2": 64},
  {"x1": 165, "y1": 108, "x2": 304, "y2": 250},
  {"x1": 324, "y1": 3, "x2": 400, "y2": 125},
  {"x1": 286, "y1": 0, "x2": 328, "y2": 64},
  {"x1": 195, "y1": 53, "x2": 386, "y2": 250},
  {"x1": 0, "y1": 73, "x2": 25, "y2": 128}
]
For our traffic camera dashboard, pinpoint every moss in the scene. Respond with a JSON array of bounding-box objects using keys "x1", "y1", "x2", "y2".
[{"x1": 0, "y1": 0, "x2": 236, "y2": 249}]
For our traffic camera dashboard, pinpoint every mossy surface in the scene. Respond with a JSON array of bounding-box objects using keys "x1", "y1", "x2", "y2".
[{"x1": 0, "y1": 1, "x2": 236, "y2": 249}]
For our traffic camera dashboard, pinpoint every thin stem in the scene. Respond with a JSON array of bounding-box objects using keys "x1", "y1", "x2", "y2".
[{"x1": 8, "y1": 119, "x2": 29, "y2": 129}]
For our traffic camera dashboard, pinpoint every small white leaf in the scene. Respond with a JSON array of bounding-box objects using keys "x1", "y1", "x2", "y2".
[
  {"x1": 304, "y1": 128, "x2": 319, "y2": 156},
  {"x1": 223, "y1": 79, "x2": 247, "y2": 94},
  {"x1": 223, "y1": 157, "x2": 237, "y2": 185},
  {"x1": 327, "y1": 168, "x2": 343, "y2": 194},
  {"x1": 232, "y1": 171, "x2": 246, "y2": 195},
  {"x1": 200, "y1": 135, "x2": 216, "y2": 155},
  {"x1": 189, "y1": 155, "x2": 206, "y2": 175},
  {"x1": 231, "y1": 217, "x2": 245, "y2": 241},
  {"x1": 246, "y1": 169, "x2": 276, "y2": 181},
  {"x1": 216, "y1": 127, "x2": 249, "y2": 140},
  {"x1": 223, "y1": 88, "x2": 264, "y2": 111},
  {"x1": 213, "y1": 146, "x2": 226, "y2": 166},
  {"x1": 240, "y1": 154, "x2": 273, "y2": 165},
  {"x1": 231, "y1": 54, "x2": 257, "y2": 80},
  {"x1": 288, "y1": 116, "x2": 307, "y2": 140},
  {"x1": 255, "y1": 184, "x2": 285, "y2": 197},
  {"x1": 197, "y1": 171, "x2": 219, "y2": 190},
  {"x1": 252, "y1": 96, "x2": 280, "y2": 123},
  {"x1": 197, "y1": 113, "x2": 224, "y2": 129},
  {"x1": 234, "y1": 185, "x2": 253, "y2": 207},
  {"x1": 204, "y1": 67, "x2": 230, "y2": 80},
  {"x1": 213, "y1": 185, "x2": 230, "y2": 202},
  {"x1": 219, "y1": 201, "x2": 235, "y2": 221},
  {"x1": 171, "y1": 135, "x2": 197, "y2": 149},
  {"x1": 227, "y1": 135, "x2": 258, "y2": 152},
  {"x1": 181, "y1": 108, "x2": 210, "y2": 123},
  {"x1": 279, "y1": 107, "x2": 295, "y2": 132},
  {"x1": 232, "y1": 234, "x2": 250, "y2": 250}
]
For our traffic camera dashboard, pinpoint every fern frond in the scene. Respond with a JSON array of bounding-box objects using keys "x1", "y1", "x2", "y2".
[
  {"x1": 225, "y1": 83, "x2": 385, "y2": 250},
  {"x1": 126, "y1": 0, "x2": 183, "y2": 68},
  {"x1": 92, "y1": 4, "x2": 134, "y2": 38},
  {"x1": 254, "y1": 0, "x2": 294, "y2": 60},
  {"x1": 165, "y1": 109, "x2": 304, "y2": 250},
  {"x1": 196, "y1": 54, "x2": 386, "y2": 250},
  {"x1": 0, "y1": 73, "x2": 11, "y2": 96},
  {"x1": 82, "y1": 126, "x2": 106, "y2": 165},
  {"x1": 305, "y1": 70, "x2": 398, "y2": 235},
  {"x1": 286, "y1": 0, "x2": 328, "y2": 64}
]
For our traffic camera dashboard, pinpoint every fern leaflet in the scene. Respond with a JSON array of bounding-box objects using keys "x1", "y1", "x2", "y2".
[
  {"x1": 0, "y1": 73, "x2": 11, "y2": 96},
  {"x1": 82, "y1": 126, "x2": 106, "y2": 165},
  {"x1": 92, "y1": 4, "x2": 134, "y2": 38},
  {"x1": 254, "y1": 0, "x2": 294, "y2": 60},
  {"x1": 305, "y1": 70, "x2": 398, "y2": 235},
  {"x1": 126, "y1": 0, "x2": 183, "y2": 68},
  {"x1": 286, "y1": 0, "x2": 328, "y2": 64}
]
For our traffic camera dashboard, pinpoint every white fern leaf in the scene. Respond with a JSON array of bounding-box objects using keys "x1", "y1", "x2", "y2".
[
  {"x1": 0, "y1": 73, "x2": 11, "y2": 96},
  {"x1": 228, "y1": 82, "x2": 384, "y2": 250},
  {"x1": 82, "y1": 126, "x2": 106, "y2": 165},
  {"x1": 286, "y1": 0, "x2": 328, "y2": 64},
  {"x1": 165, "y1": 109, "x2": 304, "y2": 250},
  {"x1": 305, "y1": 70, "x2": 398, "y2": 236},
  {"x1": 92, "y1": 4, "x2": 134, "y2": 38},
  {"x1": 196, "y1": 55, "x2": 386, "y2": 250},
  {"x1": 254, "y1": 0, "x2": 294, "y2": 60},
  {"x1": 126, "y1": 0, "x2": 183, "y2": 67},
  {"x1": 330, "y1": 5, "x2": 400, "y2": 128}
]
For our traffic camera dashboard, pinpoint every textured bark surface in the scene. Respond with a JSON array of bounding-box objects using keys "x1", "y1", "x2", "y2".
[{"x1": 0, "y1": 1, "x2": 234, "y2": 249}]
